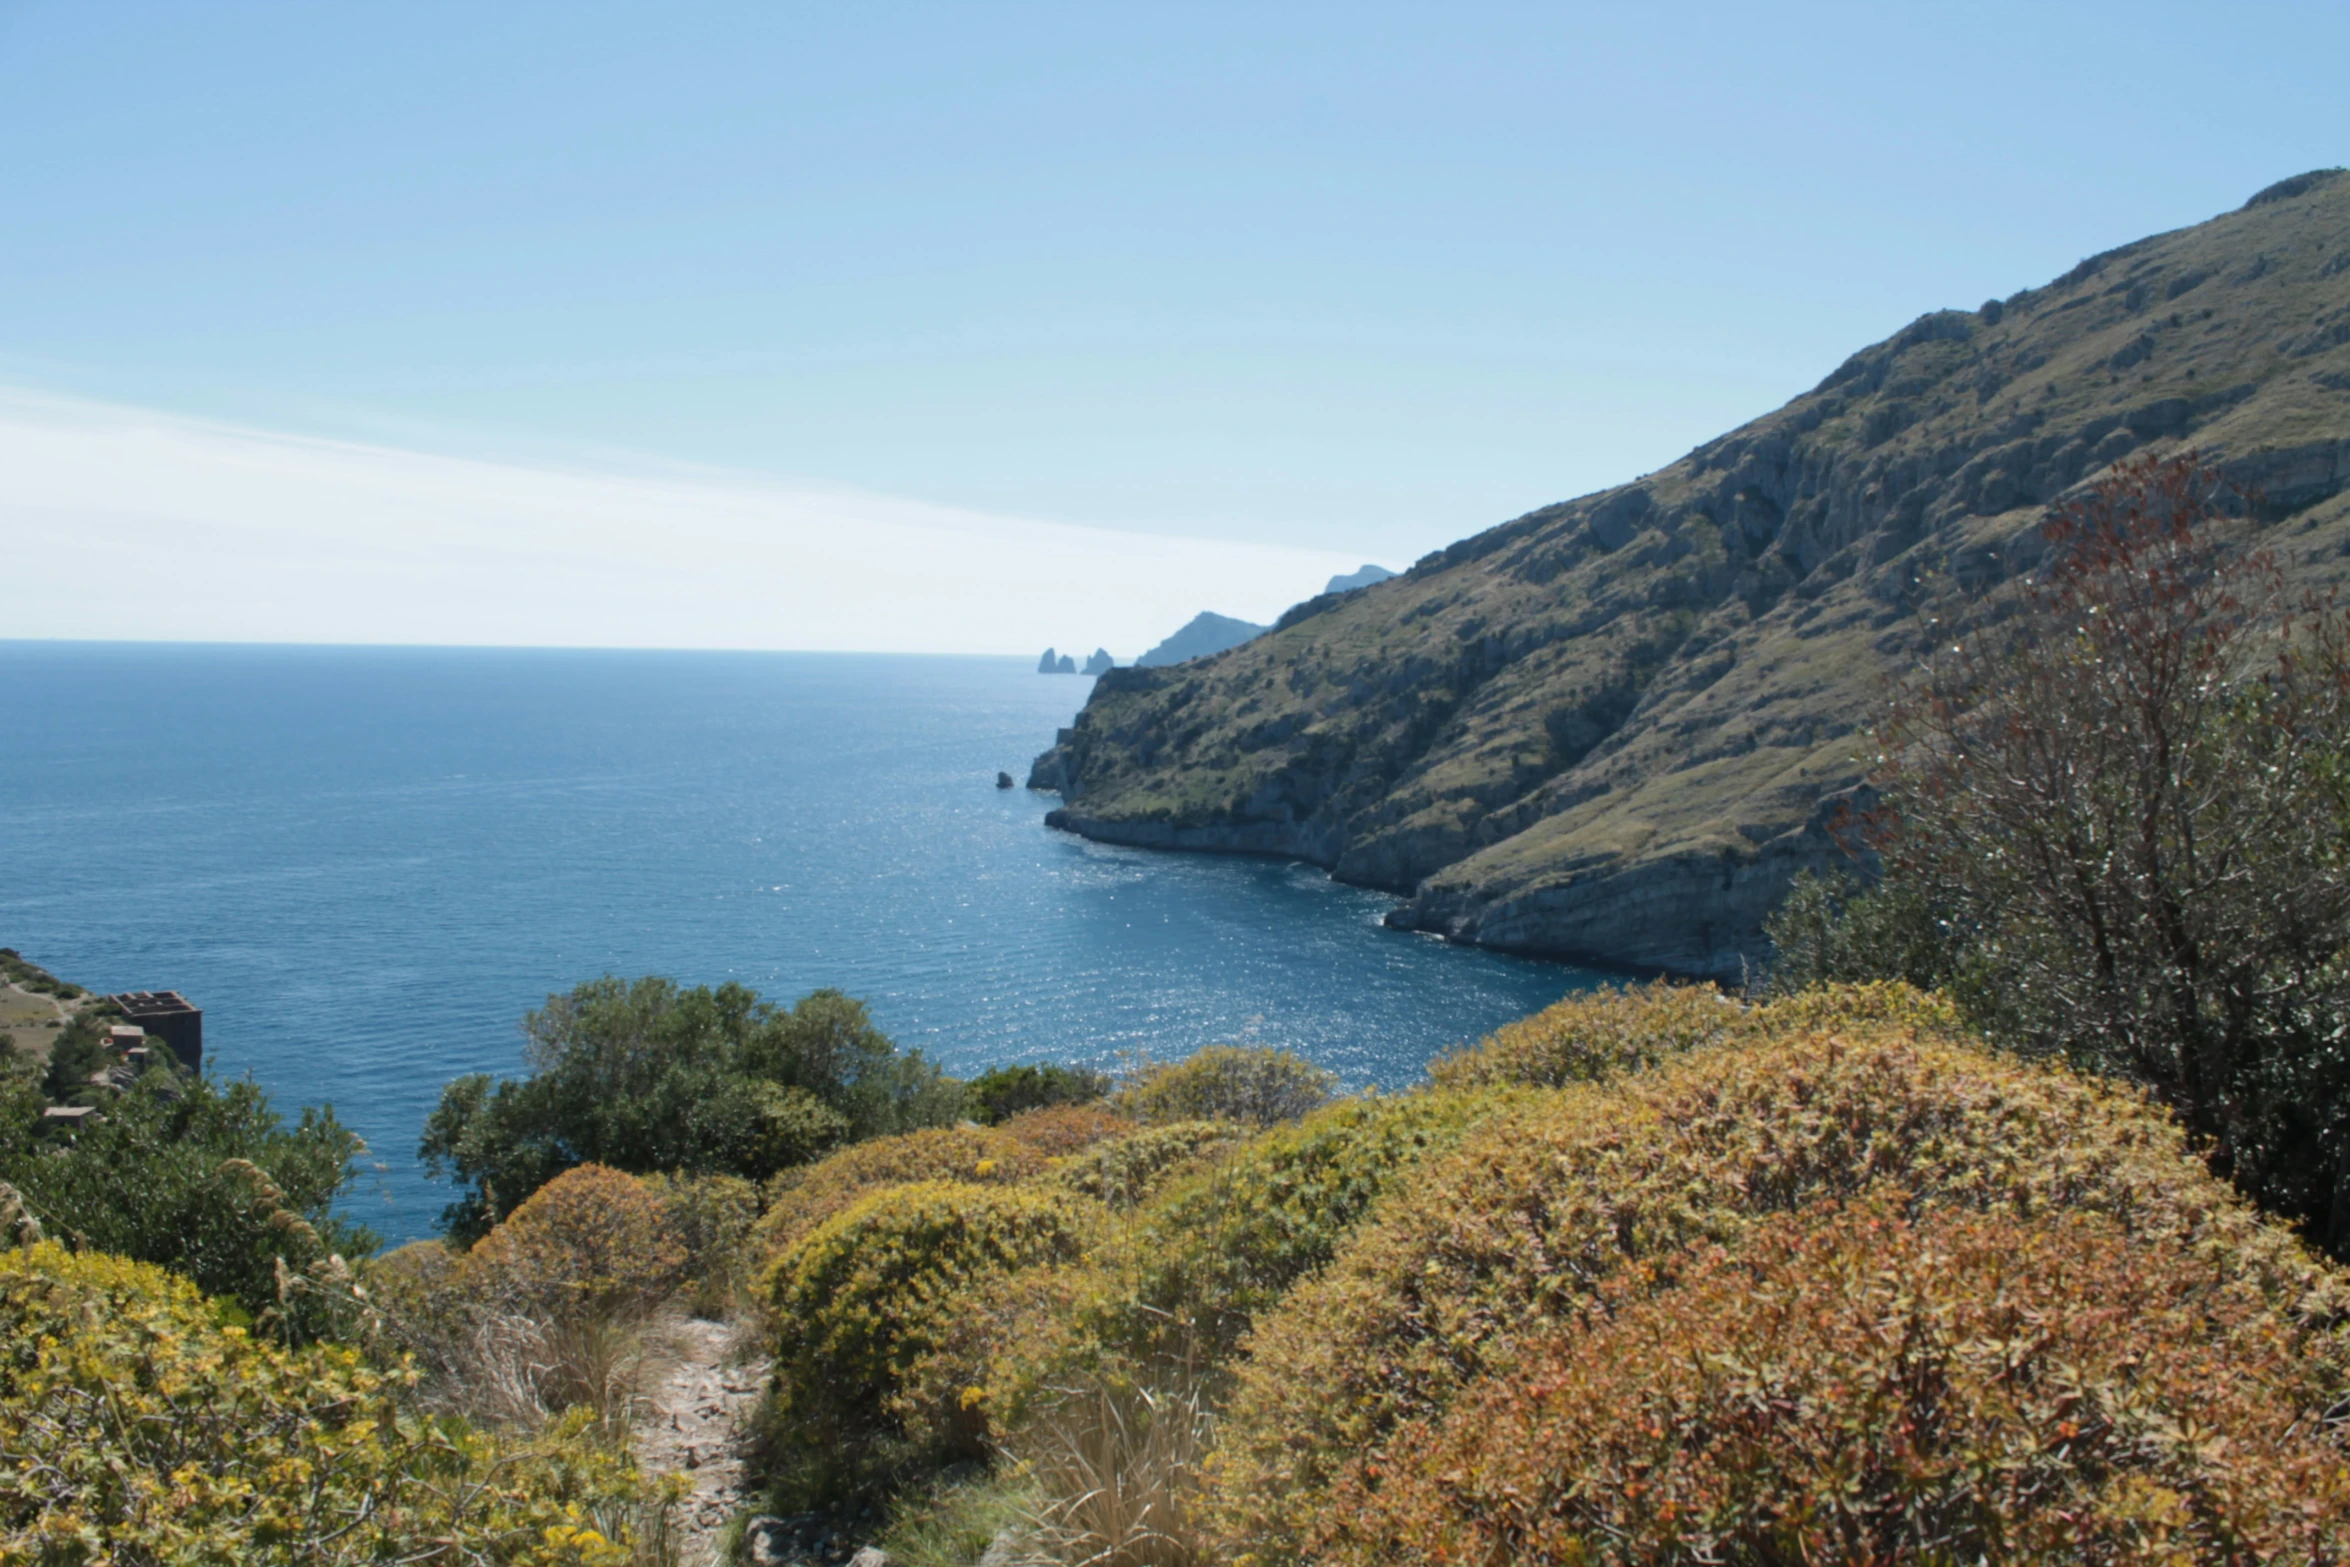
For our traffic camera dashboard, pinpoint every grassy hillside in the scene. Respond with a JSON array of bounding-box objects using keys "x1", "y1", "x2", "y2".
[{"x1": 1030, "y1": 169, "x2": 2350, "y2": 976}]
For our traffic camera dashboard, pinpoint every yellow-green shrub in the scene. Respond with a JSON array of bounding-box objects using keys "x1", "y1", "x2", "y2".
[
  {"x1": 1117, "y1": 1045, "x2": 1335, "y2": 1127},
  {"x1": 460, "y1": 1163, "x2": 685, "y2": 1315},
  {"x1": 1052, "y1": 1119, "x2": 1244, "y2": 1210},
  {"x1": 983, "y1": 1092, "x2": 1512, "y2": 1436},
  {"x1": 1426, "y1": 977, "x2": 1963, "y2": 1091},
  {"x1": 1205, "y1": 1024, "x2": 2349, "y2": 1563},
  {"x1": 765, "y1": 1179, "x2": 1099, "y2": 1497},
  {"x1": 1084, "y1": 1092, "x2": 1510, "y2": 1371},
  {"x1": 0, "y1": 1242, "x2": 664, "y2": 1564},
  {"x1": 749, "y1": 1125, "x2": 1045, "y2": 1280},
  {"x1": 1322, "y1": 1197, "x2": 2350, "y2": 1564}
]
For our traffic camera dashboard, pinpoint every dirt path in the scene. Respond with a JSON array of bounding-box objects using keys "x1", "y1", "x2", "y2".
[{"x1": 636, "y1": 1314, "x2": 770, "y2": 1566}]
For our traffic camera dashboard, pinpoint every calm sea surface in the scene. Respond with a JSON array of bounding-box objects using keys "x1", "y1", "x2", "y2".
[{"x1": 0, "y1": 643, "x2": 1596, "y2": 1240}]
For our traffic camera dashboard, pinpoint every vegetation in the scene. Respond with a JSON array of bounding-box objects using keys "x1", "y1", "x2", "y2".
[
  {"x1": 1116, "y1": 1045, "x2": 1334, "y2": 1127},
  {"x1": 1323, "y1": 1196, "x2": 2350, "y2": 1564},
  {"x1": 1774, "y1": 455, "x2": 2350, "y2": 1257},
  {"x1": 420, "y1": 976, "x2": 963, "y2": 1239},
  {"x1": 1203, "y1": 1012, "x2": 2344, "y2": 1563},
  {"x1": 0, "y1": 1241, "x2": 665, "y2": 1564},
  {"x1": 0, "y1": 949, "x2": 86, "y2": 1000},
  {"x1": 763, "y1": 1180, "x2": 1097, "y2": 1503},
  {"x1": 966, "y1": 1062, "x2": 1113, "y2": 1124},
  {"x1": 0, "y1": 1070, "x2": 370, "y2": 1332}
]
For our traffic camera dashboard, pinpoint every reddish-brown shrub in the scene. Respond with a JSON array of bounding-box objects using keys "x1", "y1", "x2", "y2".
[
  {"x1": 458, "y1": 1163, "x2": 684, "y2": 1314},
  {"x1": 997, "y1": 1103, "x2": 1137, "y2": 1158},
  {"x1": 1204, "y1": 1025, "x2": 2350, "y2": 1564},
  {"x1": 1323, "y1": 1197, "x2": 2350, "y2": 1564}
]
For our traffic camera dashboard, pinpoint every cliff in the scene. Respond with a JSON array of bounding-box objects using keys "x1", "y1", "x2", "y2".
[{"x1": 1029, "y1": 171, "x2": 2350, "y2": 978}]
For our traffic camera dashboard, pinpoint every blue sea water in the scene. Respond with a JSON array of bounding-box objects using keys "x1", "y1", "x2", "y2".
[{"x1": 0, "y1": 642, "x2": 1597, "y2": 1240}]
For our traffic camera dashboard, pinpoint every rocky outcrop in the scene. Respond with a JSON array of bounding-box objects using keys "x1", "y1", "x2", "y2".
[
  {"x1": 1082, "y1": 647, "x2": 1116, "y2": 675},
  {"x1": 1036, "y1": 648, "x2": 1078, "y2": 674},
  {"x1": 1325, "y1": 563, "x2": 1397, "y2": 594},
  {"x1": 1031, "y1": 171, "x2": 2350, "y2": 979},
  {"x1": 1134, "y1": 612, "x2": 1269, "y2": 668}
]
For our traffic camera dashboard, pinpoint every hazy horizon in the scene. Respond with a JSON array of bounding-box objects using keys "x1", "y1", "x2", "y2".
[{"x1": 3, "y1": 1, "x2": 2343, "y2": 652}]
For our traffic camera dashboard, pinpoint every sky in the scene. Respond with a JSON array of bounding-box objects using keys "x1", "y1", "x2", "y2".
[{"x1": 2, "y1": 0, "x2": 2345, "y2": 654}]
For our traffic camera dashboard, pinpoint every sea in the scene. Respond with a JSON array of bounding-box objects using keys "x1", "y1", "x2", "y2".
[{"x1": 0, "y1": 642, "x2": 1599, "y2": 1240}]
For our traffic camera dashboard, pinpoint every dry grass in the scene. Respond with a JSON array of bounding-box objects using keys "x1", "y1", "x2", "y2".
[
  {"x1": 1020, "y1": 1380, "x2": 1215, "y2": 1567},
  {"x1": 427, "y1": 1303, "x2": 680, "y2": 1441}
]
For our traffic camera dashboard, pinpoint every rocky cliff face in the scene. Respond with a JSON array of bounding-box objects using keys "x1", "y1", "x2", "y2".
[{"x1": 1030, "y1": 172, "x2": 2350, "y2": 978}]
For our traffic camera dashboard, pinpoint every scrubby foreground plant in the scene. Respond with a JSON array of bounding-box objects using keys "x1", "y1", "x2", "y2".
[
  {"x1": 1206, "y1": 1014, "x2": 2350, "y2": 1563},
  {"x1": 1327, "y1": 1196, "x2": 2350, "y2": 1564},
  {"x1": 1776, "y1": 453, "x2": 2350, "y2": 1254},
  {"x1": 0, "y1": 1241, "x2": 672, "y2": 1564}
]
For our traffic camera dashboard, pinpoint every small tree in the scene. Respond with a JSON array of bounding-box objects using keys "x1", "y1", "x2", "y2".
[{"x1": 1856, "y1": 454, "x2": 2350, "y2": 1251}]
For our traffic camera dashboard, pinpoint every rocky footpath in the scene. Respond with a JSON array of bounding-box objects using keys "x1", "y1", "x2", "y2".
[{"x1": 1031, "y1": 171, "x2": 2350, "y2": 978}]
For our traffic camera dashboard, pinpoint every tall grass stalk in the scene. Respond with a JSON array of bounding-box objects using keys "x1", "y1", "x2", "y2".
[{"x1": 1022, "y1": 1380, "x2": 1212, "y2": 1567}]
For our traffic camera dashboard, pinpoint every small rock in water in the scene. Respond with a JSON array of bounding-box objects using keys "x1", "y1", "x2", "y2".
[{"x1": 996, "y1": 771, "x2": 1014, "y2": 789}]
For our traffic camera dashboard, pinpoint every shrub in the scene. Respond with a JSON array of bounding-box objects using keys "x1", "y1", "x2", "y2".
[
  {"x1": 968, "y1": 1062, "x2": 1114, "y2": 1124},
  {"x1": 1836, "y1": 455, "x2": 2350, "y2": 1253},
  {"x1": 997, "y1": 1102, "x2": 1135, "y2": 1158},
  {"x1": 1085, "y1": 1092, "x2": 1508, "y2": 1373},
  {"x1": 1203, "y1": 1023, "x2": 2348, "y2": 1563},
  {"x1": 643, "y1": 1170, "x2": 763, "y2": 1317},
  {"x1": 0, "y1": 1241, "x2": 665, "y2": 1564},
  {"x1": 1323, "y1": 1197, "x2": 2350, "y2": 1564},
  {"x1": 421, "y1": 977, "x2": 963, "y2": 1239},
  {"x1": 764, "y1": 1180, "x2": 1098, "y2": 1502},
  {"x1": 1117, "y1": 1046, "x2": 1334, "y2": 1127},
  {"x1": 461, "y1": 1163, "x2": 686, "y2": 1316},
  {"x1": 748, "y1": 1125, "x2": 1045, "y2": 1282},
  {"x1": 1053, "y1": 1120, "x2": 1245, "y2": 1211},
  {"x1": 1428, "y1": 977, "x2": 1963, "y2": 1090},
  {"x1": 0, "y1": 1071, "x2": 370, "y2": 1333}
]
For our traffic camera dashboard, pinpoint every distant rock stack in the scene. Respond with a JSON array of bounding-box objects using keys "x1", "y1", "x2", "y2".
[
  {"x1": 996, "y1": 771, "x2": 1015, "y2": 789},
  {"x1": 1037, "y1": 648, "x2": 1079, "y2": 673},
  {"x1": 1082, "y1": 648, "x2": 1116, "y2": 675}
]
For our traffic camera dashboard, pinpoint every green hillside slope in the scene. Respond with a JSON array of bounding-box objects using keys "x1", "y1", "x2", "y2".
[{"x1": 1030, "y1": 170, "x2": 2350, "y2": 977}]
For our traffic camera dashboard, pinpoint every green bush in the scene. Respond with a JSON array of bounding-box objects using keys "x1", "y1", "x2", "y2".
[
  {"x1": 1117, "y1": 1045, "x2": 1334, "y2": 1127},
  {"x1": 420, "y1": 977, "x2": 963, "y2": 1239},
  {"x1": 0, "y1": 1241, "x2": 664, "y2": 1564},
  {"x1": 1052, "y1": 1119, "x2": 1242, "y2": 1210},
  {"x1": 1322, "y1": 1196, "x2": 2350, "y2": 1564},
  {"x1": 966, "y1": 1062, "x2": 1113, "y2": 1124},
  {"x1": 644, "y1": 1170, "x2": 763, "y2": 1317},
  {"x1": 0, "y1": 1072, "x2": 370, "y2": 1334},
  {"x1": 764, "y1": 1180, "x2": 1098, "y2": 1503},
  {"x1": 1204, "y1": 1018, "x2": 2347, "y2": 1564}
]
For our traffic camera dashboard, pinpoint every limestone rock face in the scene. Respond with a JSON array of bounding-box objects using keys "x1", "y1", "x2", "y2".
[{"x1": 1031, "y1": 171, "x2": 2350, "y2": 978}]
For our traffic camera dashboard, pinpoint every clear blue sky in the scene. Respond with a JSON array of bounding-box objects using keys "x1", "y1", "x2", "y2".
[{"x1": 3, "y1": 0, "x2": 2344, "y2": 570}]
